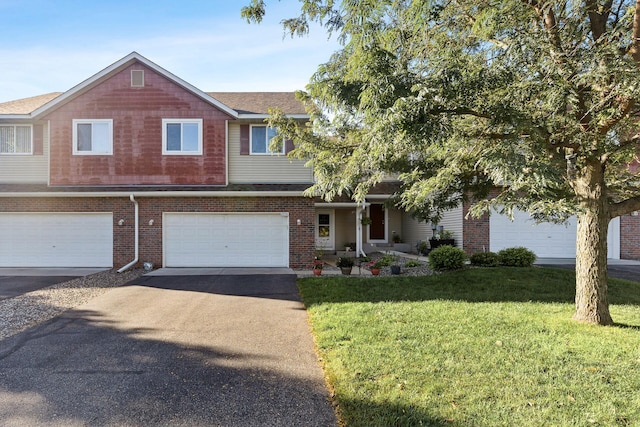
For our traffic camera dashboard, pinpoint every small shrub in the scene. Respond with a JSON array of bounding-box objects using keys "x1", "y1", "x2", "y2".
[
  {"x1": 498, "y1": 247, "x2": 537, "y2": 267},
  {"x1": 404, "y1": 259, "x2": 422, "y2": 268},
  {"x1": 336, "y1": 257, "x2": 355, "y2": 268},
  {"x1": 417, "y1": 241, "x2": 429, "y2": 255},
  {"x1": 428, "y1": 245, "x2": 466, "y2": 271},
  {"x1": 375, "y1": 254, "x2": 396, "y2": 267},
  {"x1": 470, "y1": 251, "x2": 500, "y2": 267}
]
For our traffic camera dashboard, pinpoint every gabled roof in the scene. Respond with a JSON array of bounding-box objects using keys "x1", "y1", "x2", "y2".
[
  {"x1": 208, "y1": 92, "x2": 307, "y2": 117},
  {"x1": 28, "y1": 52, "x2": 240, "y2": 119},
  {"x1": 0, "y1": 53, "x2": 308, "y2": 120}
]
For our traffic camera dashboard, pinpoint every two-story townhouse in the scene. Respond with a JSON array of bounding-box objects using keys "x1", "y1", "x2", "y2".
[
  {"x1": 0, "y1": 52, "x2": 638, "y2": 270},
  {"x1": 0, "y1": 52, "x2": 317, "y2": 269}
]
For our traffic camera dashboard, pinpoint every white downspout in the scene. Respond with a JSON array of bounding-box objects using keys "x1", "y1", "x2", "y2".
[
  {"x1": 117, "y1": 194, "x2": 139, "y2": 273},
  {"x1": 356, "y1": 205, "x2": 366, "y2": 257}
]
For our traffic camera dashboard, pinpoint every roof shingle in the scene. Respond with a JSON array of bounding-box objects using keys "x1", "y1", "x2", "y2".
[
  {"x1": 0, "y1": 92, "x2": 63, "y2": 114},
  {"x1": 208, "y1": 92, "x2": 307, "y2": 115}
]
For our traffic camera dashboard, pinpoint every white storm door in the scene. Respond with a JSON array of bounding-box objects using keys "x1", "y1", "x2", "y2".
[{"x1": 315, "y1": 210, "x2": 335, "y2": 250}]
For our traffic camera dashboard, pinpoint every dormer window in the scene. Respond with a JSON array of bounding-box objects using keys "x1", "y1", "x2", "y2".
[{"x1": 0, "y1": 125, "x2": 32, "y2": 154}]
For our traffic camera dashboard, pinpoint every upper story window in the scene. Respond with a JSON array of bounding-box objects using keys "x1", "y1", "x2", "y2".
[
  {"x1": 72, "y1": 119, "x2": 113, "y2": 155},
  {"x1": 251, "y1": 125, "x2": 284, "y2": 155},
  {"x1": 162, "y1": 119, "x2": 203, "y2": 155},
  {"x1": 0, "y1": 125, "x2": 32, "y2": 155}
]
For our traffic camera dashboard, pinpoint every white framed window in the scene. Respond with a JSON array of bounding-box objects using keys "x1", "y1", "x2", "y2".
[
  {"x1": 72, "y1": 119, "x2": 113, "y2": 155},
  {"x1": 250, "y1": 125, "x2": 284, "y2": 155},
  {"x1": 162, "y1": 119, "x2": 203, "y2": 155},
  {"x1": 0, "y1": 125, "x2": 32, "y2": 155}
]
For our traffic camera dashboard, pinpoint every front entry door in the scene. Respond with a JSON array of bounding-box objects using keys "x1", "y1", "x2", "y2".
[
  {"x1": 315, "y1": 210, "x2": 335, "y2": 250},
  {"x1": 369, "y1": 204, "x2": 386, "y2": 241}
]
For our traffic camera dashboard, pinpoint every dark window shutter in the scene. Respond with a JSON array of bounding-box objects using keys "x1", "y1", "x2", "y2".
[
  {"x1": 33, "y1": 124, "x2": 44, "y2": 155},
  {"x1": 240, "y1": 125, "x2": 250, "y2": 155},
  {"x1": 285, "y1": 139, "x2": 294, "y2": 154}
]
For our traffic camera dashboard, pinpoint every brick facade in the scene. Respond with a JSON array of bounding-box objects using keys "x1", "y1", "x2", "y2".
[
  {"x1": 462, "y1": 200, "x2": 490, "y2": 255},
  {"x1": 620, "y1": 214, "x2": 640, "y2": 260},
  {"x1": 0, "y1": 196, "x2": 315, "y2": 269},
  {"x1": 46, "y1": 62, "x2": 231, "y2": 186}
]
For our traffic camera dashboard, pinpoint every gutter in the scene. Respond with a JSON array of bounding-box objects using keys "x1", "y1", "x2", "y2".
[
  {"x1": 0, "y1": 191, "x2": 306, "y2": 198},
  {"x1": 117, "y1": 194, "x2": 139, "y2": 273}
]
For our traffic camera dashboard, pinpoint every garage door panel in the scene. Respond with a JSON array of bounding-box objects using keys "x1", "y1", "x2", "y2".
[
  {"x1": 0, "y1": 213, "x2": 113, "y2": 267},
  {"x1": 164, "y1": 213, "x2": 289, "y2": 267},
  {"x1": 490, "y1": 209, "x2": 620, "y2": 259}
]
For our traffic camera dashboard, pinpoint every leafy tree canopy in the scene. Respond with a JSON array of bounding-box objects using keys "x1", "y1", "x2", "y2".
[
  {"x1": 244, "y1": 0, "x2": 640, "y2": 221},
  {"x1": 243, "y1": 0, "x2": 640, "y2": 324}
]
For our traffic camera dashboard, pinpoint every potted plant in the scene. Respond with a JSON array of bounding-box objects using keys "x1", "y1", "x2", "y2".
[
  {"x1": 360, "y1": 216, "x2": 372, "y2": 226},
  {"x1": 312, "y1": 260, "x2": 324, "y2": 276},
  {"x1": 389, "y1": 254, "x2": 401, "y2": 275},
  {"x1": 336, "y1": 257, "x2": 355, "y2": 275},
  {"x1": 367, "y1": 260, "x2": 382, "y2": 276},
  {"x1": 429, "y1": 229, "x2": 455, "y2": 249},
  {"x1": 417, "y1": 240, "x2": 429, "y2": 256},
  {"x1": 392, "y1": 233, "x2": 402, "y2": 244}
]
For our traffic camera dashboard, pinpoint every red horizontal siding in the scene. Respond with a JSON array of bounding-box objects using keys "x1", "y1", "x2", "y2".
[{"x1": 46, "y1": 62, "x2": 232, "y2": 186}]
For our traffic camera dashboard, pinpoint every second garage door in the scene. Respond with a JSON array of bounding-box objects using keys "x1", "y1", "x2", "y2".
[
  {"x1": 490, "y1": 209, "x2": 620, "y2": 259},
  {"x1": 163, "y1": 213, "x2": 289, "y2": 267}
]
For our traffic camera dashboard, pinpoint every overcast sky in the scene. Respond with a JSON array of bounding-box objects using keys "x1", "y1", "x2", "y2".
[{"x1": 0, "y1": 0, "x2": 340, "y2": 103}]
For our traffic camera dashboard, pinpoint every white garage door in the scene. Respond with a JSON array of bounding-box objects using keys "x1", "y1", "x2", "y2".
[
  {"x1": 490, "y1": 209, "x2": 620, "y2": 259},
  {"x1": 163, "y1": 213, "x2": 289, "y2": 267},
  {"x1": 0, "y1": 213, "x2": 113, "y2": 267}
]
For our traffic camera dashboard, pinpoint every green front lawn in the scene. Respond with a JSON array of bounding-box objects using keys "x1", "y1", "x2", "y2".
[{"x1": 299, "y1": 268, "x2": 640, "y2": 426}]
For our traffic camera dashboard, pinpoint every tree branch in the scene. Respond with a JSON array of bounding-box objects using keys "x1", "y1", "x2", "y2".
[
  {"x1": 610, "y1": 193, "x2": 640, "y2": 217},
  {"x1": 586, "y1": 0, "x2": 612, "y2": 41},
  {"x1": 629, "y1": 0, "x2": 640, "y2": 63},
  {"x1": 526, "y1": 0, "x2": 564, "y2": 57}
]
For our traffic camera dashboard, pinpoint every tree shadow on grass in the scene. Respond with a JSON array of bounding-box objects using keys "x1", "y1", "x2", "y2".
[
  {"x1": 336, "y1": 397, "x2": 463, "y2": 427},
  {"x1": 298, "y1": 266, "x2": 640, "y2": 308}
]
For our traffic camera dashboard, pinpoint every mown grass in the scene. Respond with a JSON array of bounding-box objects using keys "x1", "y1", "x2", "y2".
[{"x1": 299, "y1": 267, "x2": 640, "y2": 427}]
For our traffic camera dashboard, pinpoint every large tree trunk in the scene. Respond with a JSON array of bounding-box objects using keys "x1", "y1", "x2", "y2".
[{"x1": 573, "y1": 160, "x2": 613, "y2": 325}]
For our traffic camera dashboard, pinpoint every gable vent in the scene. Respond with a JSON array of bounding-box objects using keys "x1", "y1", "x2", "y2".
[{"x1": 131, "y1": 70, "x2": 144, "y2": 87}]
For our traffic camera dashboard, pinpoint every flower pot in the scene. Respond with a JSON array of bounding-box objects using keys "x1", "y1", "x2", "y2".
[
  {"x1": 429, "y1": 238, "x2": 455, "y2": 249},
  {"x1": 313, "y1": 268, "x2": 322, "y2": 276},
  {"x1": 390, "y1": 265, "x2": 401, "y2": 275},
  {"x1": 340, "y1": 266, "x2": 353, "y2": 275},
  {"x1": 370, "y1": 268, "x2": 380, "y2": 276}
]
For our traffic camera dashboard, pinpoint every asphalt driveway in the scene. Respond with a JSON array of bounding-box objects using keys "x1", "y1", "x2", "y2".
[
  {"x1": 536, "y1": 259, "x2": 640, "y2": 282},
  {"x1": 0, "y1": 268, "x2": 107, "y2": 300},
  {"x1": 0, "y1": 273, "x2": 337, "y2": 427}
]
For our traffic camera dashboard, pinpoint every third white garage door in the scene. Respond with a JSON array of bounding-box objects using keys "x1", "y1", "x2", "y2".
[
  {"x1": 490, "y1": 209, "x2": 620, "y2": 259},
  {"x1": 163, "y1": 213, "x2": 289, "y2": 267}
]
